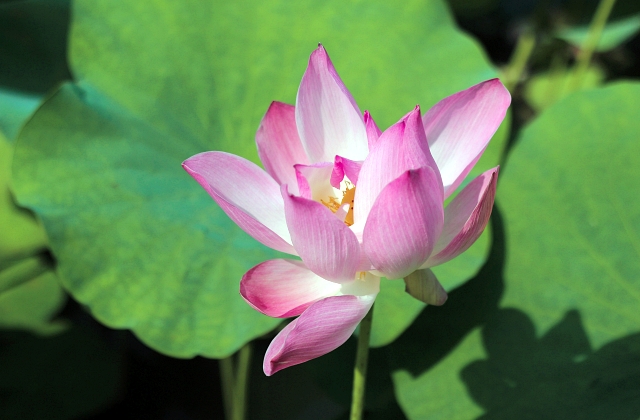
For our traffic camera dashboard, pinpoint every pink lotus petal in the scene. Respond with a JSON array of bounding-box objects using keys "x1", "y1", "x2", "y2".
[
  {"x1": 355, "y1": 106, "x2": 442, "y2": 226},
  {"x1": 294, "y1": 162, "x2": 334, "y2": 201},
  {"x1": 403, "y1": 268, "x2": 448, "y2": 305},
  {"x1": 424, "y1": 167, "x2": 498, "y2": 268},
  {"x1": 295, "y1": 45, "x2": 368, "y2": 163},
  {"x1": 423, "y1": 79, "x2": 510, "y2": 198},
  {"x1": 363, "y1": 167, "x2": 444, "y2": 279},
  {"x1": 330, "y1": 155, "x2": 363, "y2": 188},
  {"x1": 183, "y1": 152, "x2": 295, "y2": 254},
  {"x1": 364, "y1": 110, "x2": 382, "y2": 149},
  {"x1": 256, "y1": 101, "x2": 309, "y2": 194},
  {"x1": 263, "y1": 293, "x2": 376, "y2": 375},
  {"x1": 282, "y1": 185, "x2": 362, "y2": 283},
  {"x1": 240, "y1": 259, "x2": 341, "y2": 318}
]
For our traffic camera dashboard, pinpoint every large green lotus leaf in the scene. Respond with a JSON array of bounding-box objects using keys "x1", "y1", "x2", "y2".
[
  {"x1": 391, "y1": 83, "x2": 640, "y2": 419},
  {"x1": 13, "y1": 83, "x2": 284, "y2": 357},
  {"x1": 70, "y1": 0, "x2": 500, "y2": 153},
  {"x1": 14, "y1": 0, "x2": 504, "y2": 356}
]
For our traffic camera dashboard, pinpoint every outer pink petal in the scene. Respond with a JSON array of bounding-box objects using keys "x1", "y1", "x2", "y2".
[
  {"x1": 355, "y1": 106, "x2": 442, "y2": 226},
  {"x1": 240, "y1": 259, "x2": 340, "y2": 318},
  {"x1": 295, "y1": 45, "x2": 368, "y2": 163},
  {"x1": 256, "y1": 101, "x2": 309, "y2": 193},
  {"x1": 183, "y1": 152, "x2": 295, "y2": 254},
  {"x1": 363, "y1": 167, "x2": 444, "y2": 279},
  {"x1": 423, "y1": 167, "x2": 498, "y2": 268},
  {"x1": 364, "y1": 110, "x2": 382, "y2": 149},
  {"x1": 330, "y1": 155, "x2": 363, "y2": 188},
  {"x1": 263, "y1": 294, "x2": 376, "y2": 375},
  {"x1": 423, "y1": 79, "x2": 510, "y2": 198},
  {"x1": 282, "y1": 185, "x2": 362, "y2": 282}
]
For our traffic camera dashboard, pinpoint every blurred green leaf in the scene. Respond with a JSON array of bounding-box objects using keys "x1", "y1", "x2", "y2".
[
  {"x1": 0, "y1": 152, "x2": 63, "y2": 340},
  {"x1": 0, "y1": 267, "x2": 66, "y2": 335},
  {"x1": 14, "y1": 0, "x2": 504, "y2": 357},
  {"x1": 524, "y1": 66, "x2": 605, "y2": 111},
  {"x1": 557, "y1": 14, "x2": 640, "y2": 52},
  {"x1": 0, "y1": 132, "x2": 47, "y2": 261},
  {"x1": 0, "y1": 79, "x2": 62, "y2": 338},
  {"x1": 0, "y1": 254, "x2": 49, "y2": 295},
  {"x1": 391, "y1": 83, "x2": 640, "y2": 419}
]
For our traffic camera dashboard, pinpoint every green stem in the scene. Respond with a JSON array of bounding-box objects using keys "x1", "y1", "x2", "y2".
[
  {"x1": 232, "y1": 343, "x2": 252, "y2": 420},
  {"x1": 219, "y1": 355, "x2": 235, "y2": 420},
  {"x1": 504, "y1": 28, "x2": 536, "y2": 92},
  {"x1": 349, "y1": 304, "x2": 375, "y2": 420},
  {"x1": 219, "y1": 343, "x2": 252, "y2": 420},
  {"x1": 569, "y1": 0, "x2": 617, "y2": 91},
  {"x1": 543, "y1": 52, "x2": 570, "y2": 108}
]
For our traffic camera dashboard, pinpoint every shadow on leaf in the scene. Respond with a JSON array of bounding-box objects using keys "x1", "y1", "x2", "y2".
[
  {"x1": 388, "y1": 204, "x2": 506, "y2": 376},
  {"x1": 461, "y1": 308, "x2": 640, "y2": 419}
]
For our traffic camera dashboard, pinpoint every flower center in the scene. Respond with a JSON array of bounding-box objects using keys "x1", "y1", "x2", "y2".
[{"x1": 321, "y1": 182, "x2": 356, "y2": 226}]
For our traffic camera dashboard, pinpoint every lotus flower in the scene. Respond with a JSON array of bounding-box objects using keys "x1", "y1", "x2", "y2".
[{"x1": 183, "y1": 45, "x2": 510, "y2": 375}]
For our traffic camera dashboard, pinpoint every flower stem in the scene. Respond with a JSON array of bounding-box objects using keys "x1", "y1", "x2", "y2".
[
  {"x1": 349, "y1": 304, "x2": 374, "y2": 420},
  {"x1": 219, "y1": 355, "x2": 235, "y2": 420},
  {"x1": 219, "y1": 342, "x2": 252, "y2": 420},
  {"x1": 569, "y1": 0, "x2": 617, "y2": 91},
  {"x1": 504, "y1": 27, "x2": 536, "y2": 92},
  {"x1": 232, "y1": 343, "x2": 252, "y2": 420}
]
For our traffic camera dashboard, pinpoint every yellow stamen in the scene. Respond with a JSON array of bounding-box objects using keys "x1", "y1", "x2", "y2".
[
  {"x1": 320, "y1": 196, "x2": 341, "y2": 213},
  {"x1": 341, "y1": 186, "x2": 356, "y2": 226},
  {"x1": 321, "y1": 183, "x2": 356, "y2": 226}
]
